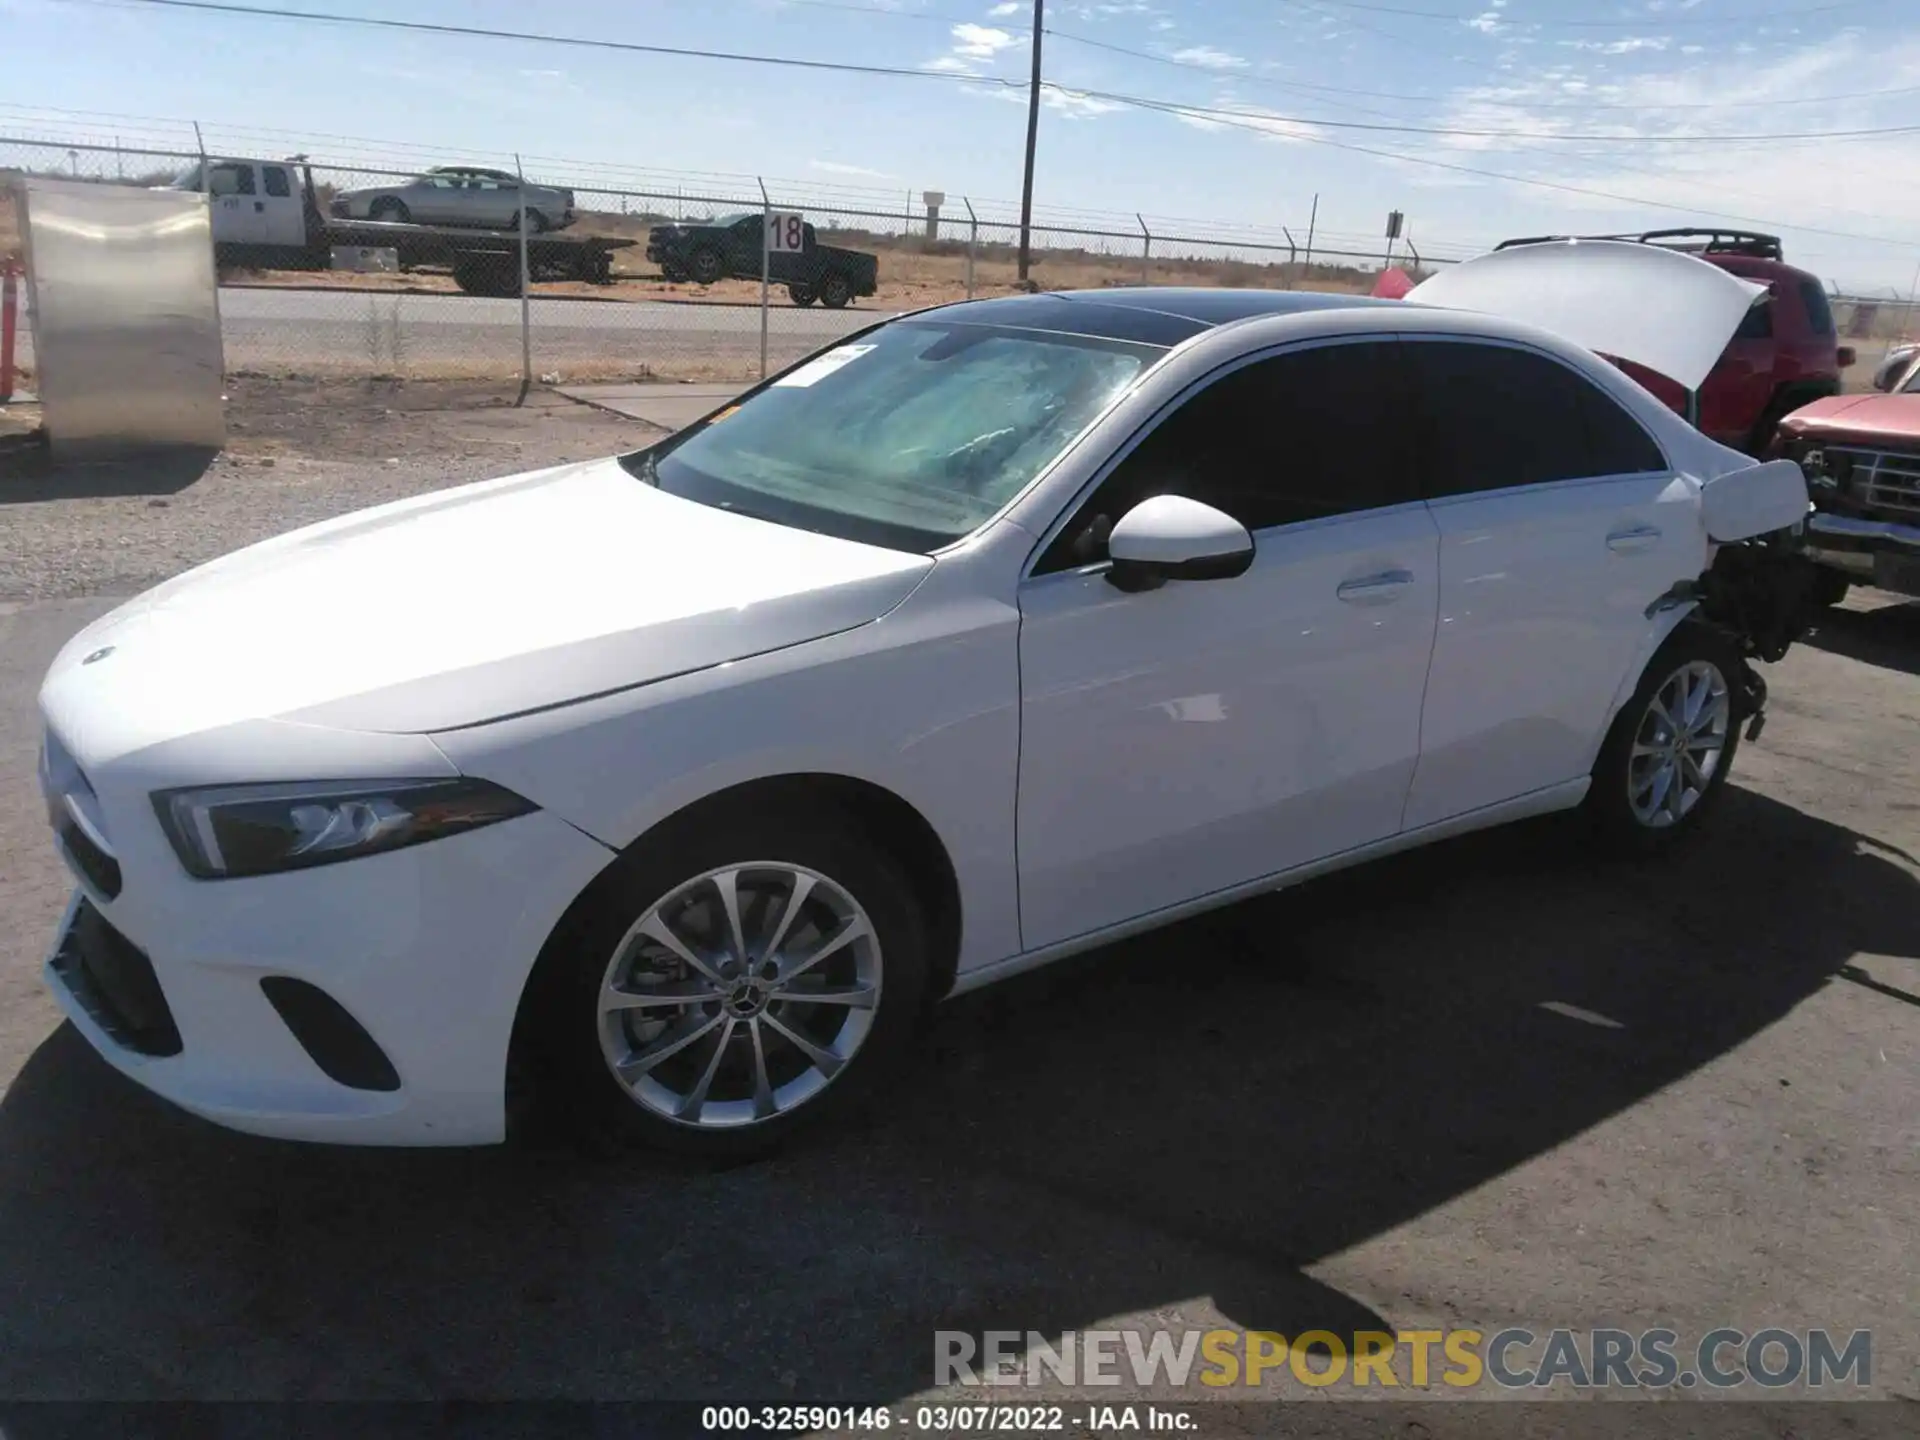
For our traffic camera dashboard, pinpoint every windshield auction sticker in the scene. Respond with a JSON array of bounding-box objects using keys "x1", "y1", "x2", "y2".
[{"x1": 773, "y1": 344, "x2": 876, "y2": 388}]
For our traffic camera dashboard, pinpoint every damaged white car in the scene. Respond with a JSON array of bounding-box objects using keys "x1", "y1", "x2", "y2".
[{"x1": 38, "y1": 240, "x2": 1817, "y2": 1156}]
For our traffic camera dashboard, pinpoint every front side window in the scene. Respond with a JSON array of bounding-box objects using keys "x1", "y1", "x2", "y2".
[
  {"x1": 1404, "y1": 340, "x2": 1664, "y2": 498},
  {"x1": 263, "y1": 166, "x2": 291, "y2": 198},
  {"x1": 626, "y1": 321, "x2": 1159, "y2": 553},
  {"x1": 1797, "y1": 280, "x2": 1837, "y2": 338},
  {"x1": 1035, "y1": 340, "x2": 1415, "y2": 574},
  {"x1": 207, "y1": 164, "x2": 254, "y2": 197}
]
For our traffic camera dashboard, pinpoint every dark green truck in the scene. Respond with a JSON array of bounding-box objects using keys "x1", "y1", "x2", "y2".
[{"x1": 645, "y1": 213, "x2": 879, "y2": 308}]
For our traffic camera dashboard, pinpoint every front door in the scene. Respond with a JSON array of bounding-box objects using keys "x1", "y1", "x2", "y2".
[
  {"x1": 1399, "y1": 337, "x2": 1693, "y2": 830},
  {"x1": 206, "y1": 161, "x2": 265, "y2": 244},
  {"x1": 1015, "y1": 339, "x2": 1440, "y2": 950}
]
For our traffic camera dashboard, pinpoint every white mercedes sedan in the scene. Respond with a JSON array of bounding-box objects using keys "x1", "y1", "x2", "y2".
[{"x1": 37, "y1": 242, "x2": 1814, "y2": 1156}]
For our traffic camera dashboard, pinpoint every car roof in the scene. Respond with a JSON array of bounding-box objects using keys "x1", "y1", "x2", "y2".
[{"x1": 912, "y1": 287, "x2": 1398, "y2": 348}]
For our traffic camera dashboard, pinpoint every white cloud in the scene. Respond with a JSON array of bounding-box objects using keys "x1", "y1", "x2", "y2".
[
  {"x1": 1467, "y1": 12, "x2": 1504, "y2": 34},
  {"x1": 809, "y1": 159, "x2": 896, "y2": 179},
  {"x1": 1560, "y1": 35, "x2": 1672, "y2": 54},
  {"x1": 1168, "y1": 45, "x2": 1247, "y2": 70},
  {"x1": 923, "y1": 22, "x2": 1022, "y2": 75},
  {"x1": 952, "y1": 23, "x2": 1019, "y2": 58},
  {"x1": 987, "y1": 1, "x2": 1021, "y2": 14}
]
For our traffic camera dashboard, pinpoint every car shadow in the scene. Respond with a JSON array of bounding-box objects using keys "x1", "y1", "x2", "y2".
[
  {"x1": 0, "y1": 787, "x2": 1909, "y2": 1404},
  {"x1": 1802, "y1": 594, "x2": 1920, "y2": 678},
  {"x1": 0, "y1": 442, "x2": 217, "y2": 501}
]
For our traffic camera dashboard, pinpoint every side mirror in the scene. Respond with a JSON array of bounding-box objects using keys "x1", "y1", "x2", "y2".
[
  {"x1": 1836, "y1": 345, "x2": 1857, "y2": 370},
  {"x1": 1105, "y1": 495, "x2": 1254, "y2": 593}
]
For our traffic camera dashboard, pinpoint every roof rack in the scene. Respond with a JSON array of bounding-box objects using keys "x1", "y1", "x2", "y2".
[{"x1": 1495, "y1": 228, "x2": 1783, "y2": 260}]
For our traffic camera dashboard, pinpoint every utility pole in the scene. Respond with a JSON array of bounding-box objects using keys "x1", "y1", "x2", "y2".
[{"x1": 1016, "y1": 0, "x2": 1044, "y2": 283}]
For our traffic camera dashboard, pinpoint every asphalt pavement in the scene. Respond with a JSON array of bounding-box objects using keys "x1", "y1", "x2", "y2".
[
  {"x1": 12, "y1": 285, "x2": 894, "y2": 380},
  {"x1": 0, "y1": 586, "x2": 1915, "y2": 1416}
]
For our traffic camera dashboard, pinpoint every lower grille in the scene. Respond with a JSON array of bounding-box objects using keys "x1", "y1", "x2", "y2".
[
  {"x1": 51, "y1": 900, "x2": 183, "y2": 1057},
  {"x1": 1827, "y1": 446, "x2": 1920, "y2": 521}
]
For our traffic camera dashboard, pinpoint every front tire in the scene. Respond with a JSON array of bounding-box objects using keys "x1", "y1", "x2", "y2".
[
  {"x1": 1586, "y1": 622, "x2": 1745, "y2": 856},
  {"x1": 521, "y1": 809, "x2": 931, "y2": 1158},
  {"x1": 369, "y1": 197, "x2": 411, "y2": 225}
]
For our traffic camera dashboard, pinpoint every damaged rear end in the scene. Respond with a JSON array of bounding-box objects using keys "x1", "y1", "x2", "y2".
[
  {"x1": 1660, "y1": 452, "x2": 1823, "y2": 740},
  {"x1": 1405, "y1": 239, "x2": 1823, "y2": 736}
]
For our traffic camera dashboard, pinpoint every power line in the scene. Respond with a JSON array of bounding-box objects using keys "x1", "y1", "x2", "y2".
[
  {"x1": 87, "y1": 0, "x2": 1028, "y2": 87},
  {"x1": 1055, "y1": 84, "x2": 1920, "y2": 143},
  {"x1": 1296, "y1": 0, "x2": 1883, "y2": 28},
  {"x1": 1090, "y1": 88, "x2": 1916, "y2": 249},
  {"x1": 1046, "y1": 24, "x2": 1920, "y2": 112}
]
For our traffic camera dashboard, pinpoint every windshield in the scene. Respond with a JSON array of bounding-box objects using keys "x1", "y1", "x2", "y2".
[{"x1": 624, "y1": 320, "x2": 1160, "y2": 552}]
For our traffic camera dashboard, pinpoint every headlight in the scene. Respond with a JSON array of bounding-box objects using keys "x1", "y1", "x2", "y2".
[{"x1": 152, "y1": 778, "x2": 537, "y2": 880}]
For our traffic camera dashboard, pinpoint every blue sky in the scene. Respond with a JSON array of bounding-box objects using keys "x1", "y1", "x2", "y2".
[{"x1": 1, "y1": 0, "x2": 1917, "y2": 288}]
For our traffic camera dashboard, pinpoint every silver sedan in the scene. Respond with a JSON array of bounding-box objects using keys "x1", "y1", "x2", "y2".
[{"x1": 333, "y1": 166, "x2": 576, "y2": 232}]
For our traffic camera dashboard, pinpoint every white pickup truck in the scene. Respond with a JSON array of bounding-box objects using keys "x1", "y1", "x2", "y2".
[{"x1": 171, "y1": 158, "x2": 628, "y2": 295}]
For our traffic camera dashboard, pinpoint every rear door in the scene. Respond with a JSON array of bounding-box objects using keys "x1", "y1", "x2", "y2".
[
  {"x1": 1700, "y1": 285, "x2": 1776, "y2": 446},
  {"x1": 256, "y1": 163, "x2": 305, "y2": 246},
  {"x1": 1400, "y1": 337, "x2": 1688, "y2": 830}
]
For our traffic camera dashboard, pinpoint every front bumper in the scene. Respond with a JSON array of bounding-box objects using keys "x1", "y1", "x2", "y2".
[
  {"x1": 42, "y1": 808, "x2": 612, "y2": 1146},
  {"x1": 1803, "y1": 510, "x2": 1920, "y2": 595}
]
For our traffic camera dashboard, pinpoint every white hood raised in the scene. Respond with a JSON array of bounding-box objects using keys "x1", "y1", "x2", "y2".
[
  {"x1": 1405, "y1": 239, "x2": 1768, "y2": 392},
  {"x1": 42, "y1": 457, "x2": 933, "y2": 750}
]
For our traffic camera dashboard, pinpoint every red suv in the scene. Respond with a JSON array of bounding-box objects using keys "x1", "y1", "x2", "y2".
[{"x1": 1495, "y1": 230, "x2": 1851, "y2": 454}]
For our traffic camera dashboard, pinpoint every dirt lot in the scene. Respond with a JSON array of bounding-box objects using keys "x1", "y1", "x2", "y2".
[
  {"x1": 0, "y1": 382, "x2": 1914, "y2": 1425},
  {"x1": 0, "y1": 379, "x2": 651, "y2": 601}
]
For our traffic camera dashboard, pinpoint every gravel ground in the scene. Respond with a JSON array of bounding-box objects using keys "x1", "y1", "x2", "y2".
[
  {"x1": 0, "y1": 378, "x2": 659, "y2": 601},
  {"x1": 0, "y1": 392, "x2": 1913, "y2": 1429}
]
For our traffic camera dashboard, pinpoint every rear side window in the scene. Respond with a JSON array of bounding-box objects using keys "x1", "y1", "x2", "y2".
[
  {"x1": 1034, "y1": 340, "x2": 1415, "y2": 573},
  {"x1": 263, "y1": 166, "x2": 291, "y2": 198},
  {"x1": 1405, "y1": 341, "x2": 1665, "y2": 498},
  {"x1": 1797, "y1": 280, "x2": 1836, "y2": 337}
]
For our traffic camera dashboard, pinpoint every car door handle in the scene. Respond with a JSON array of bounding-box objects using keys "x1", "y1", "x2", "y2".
[
  {"x1": 1336, "y1": 569, "x2": 1415, "y2": 604},
  {"x1": 1607, "y1": 525, "x2": 1662, "y2": 553}
]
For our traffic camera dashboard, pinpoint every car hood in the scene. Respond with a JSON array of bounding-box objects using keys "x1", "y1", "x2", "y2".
[
  {"x1": 1777, "y1": 392, "x2": 1920, "y2": 445},
  {"x1": 41, "y1": 457, "x2": 934, "y2": 753}
]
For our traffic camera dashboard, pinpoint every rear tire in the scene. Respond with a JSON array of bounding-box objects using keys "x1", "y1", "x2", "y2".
[
  {"x1": 1809, "y1": 568, "x2": 1852, "y2": 610},
  {"x1": 1585, "y1": 621, "x2": 1745, "y2": 858},
  {"x1": 519, "y1": 807, "x2": 931, "y2": 1160},
  {"x1": 788, "y1": 282, "x2": 818, "y2": 307},
  {"x1": 819, "y1": 274, "x2": 853, "y2": 309}
]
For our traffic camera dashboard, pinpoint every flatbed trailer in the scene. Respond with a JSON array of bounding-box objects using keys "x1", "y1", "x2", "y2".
[{"x1": 186, "y1": 157, "x2": 632, "y2": 296}]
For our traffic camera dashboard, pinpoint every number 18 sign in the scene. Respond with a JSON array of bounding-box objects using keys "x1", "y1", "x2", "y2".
[{"x1": 767, "y1": 212, "x2": 805, "y2": 253}]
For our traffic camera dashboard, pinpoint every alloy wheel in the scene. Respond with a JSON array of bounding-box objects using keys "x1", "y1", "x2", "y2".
[
  {"x1": 596, "y1": 863, "x2": 882, "y2": 1129},
  {"x1": 1626, "y1": 659, "x2": 1730, "y2": 828}
]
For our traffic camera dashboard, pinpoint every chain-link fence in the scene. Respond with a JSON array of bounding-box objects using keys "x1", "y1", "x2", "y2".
[
  {"x1": 3, "y1": 131, "x2": 1439, "y2": 395},
  {"x1": 1833, "y1": 294, "x2": 1920, "y2": 388}
]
